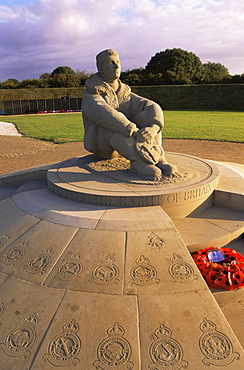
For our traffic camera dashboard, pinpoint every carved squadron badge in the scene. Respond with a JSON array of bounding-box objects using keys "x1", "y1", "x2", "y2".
[
  {"x1": 42, "y1": 319, "x2": 81, "y2": 367},
  {"x1": 0, "y1": 313, "x2": 38, "y2": 358},
  {"x1": 23, "y1": 248, "x2": 53, "y2": 275},
  {"x1": 0, "y1": 234, "x2": 11, "y2": 249},
  {"x1": 168, "y1": 254, "x2": 198, "y2": 283},
  {"x1": 149, "y1": 324, "x2": 188, "y2": 369},
  {"x1": 55, "y1": 253, "x2": 82, "y2": 281},
  {"x1": 146, "y1": 232, "x2": 165, "y2": 253},
  {"x1": 93, "y1": 322, "x2": 134, "y2": 369},
  {"x1": 130, "y1": 255, "x2": 160, "y2": 286},
  {"x1": 199, "y1": 318, "x2": 240, "y2": 366},
  {"x1": 0, "y1": 242, "x2": 28, "y2": 265},
  {"x1": 89, "y1": 255, "x2": 120, "y2": 285}
]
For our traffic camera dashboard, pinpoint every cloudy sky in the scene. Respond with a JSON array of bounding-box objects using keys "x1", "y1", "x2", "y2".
[{"x1": 0, "y1": 0, "x2": 243, "y2": 81}]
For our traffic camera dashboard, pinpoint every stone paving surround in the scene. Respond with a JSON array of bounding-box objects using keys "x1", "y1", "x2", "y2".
[
  {"x1": 0, "y1": 201, "x2": 243, "y2": 369},
  {"x1": 0, "y1": 157, "x2": 243, "y2": 369}
]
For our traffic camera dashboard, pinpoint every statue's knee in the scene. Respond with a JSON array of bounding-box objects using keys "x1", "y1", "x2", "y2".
[
  {"x1": 110, "y1": 133, "x2": 134, "y2": 147},
  {"x1": 109, "y1": 133, "x2": 136, "y2": 159},
  {"x1": 154, "y1": 131, "x2": 162, "y2": 146}
]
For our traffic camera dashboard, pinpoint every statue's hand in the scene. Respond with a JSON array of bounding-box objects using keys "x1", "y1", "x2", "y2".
[
  {"x1": 124, "y1": 122, "x2": 138, "y2": 137},
  {"x1": 136, "y1": 126, "x2": 159, "y2": 142}
]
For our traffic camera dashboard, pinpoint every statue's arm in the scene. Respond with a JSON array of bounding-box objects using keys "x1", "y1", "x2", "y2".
[
  {"x1": 82, "y1": 92, "x2": 137, "y2": 137},
  {"x1": 129, "y1": 93, "x2": 164, "y2": 130}
]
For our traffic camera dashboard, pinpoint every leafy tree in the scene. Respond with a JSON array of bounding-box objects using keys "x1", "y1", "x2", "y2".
[
  {"x1": 49, "y1": 73, "x2": 80, "y2": 88},
  {"x1": 7, "y1": 78, "x2": 19, "y2": 85},
  {"x1": 203, "y1": 62, "x2": 231, "y2": 83},
  {"x1": 145, "y1": 48, "x2": 204, "y2": 84},
  {"x1": 18, "y1": 78, "x2": 48, "y2": 88},
  {"x1": 75, "y1": 69, "x2": 92, "y2": 86},
  {"x1": 50, "y1": 66, "x2": 76, "y2": 77},
  {"x1": 122, "y1": 72, "x2": 144, "y2": 86},
  {"x1": 230, "y1": 74, "x2": 244, "y2": 83},
  {"x1": 1, "y1": 78, "x2": 19, "y2": 88},
  {"x1": 49, "y1": 66, "x2": 79, "y2": 87},
  {"x1": 40, "y1": 73, "x2": 51, "y2": 80},
  {"x1": 121, "y1": 68, "x2": 146, "y2": 86}
]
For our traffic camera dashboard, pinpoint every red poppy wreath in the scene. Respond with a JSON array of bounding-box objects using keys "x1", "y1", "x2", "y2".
[{"x1": 192, "y1": 246, "x2": 244, "y2": 291}]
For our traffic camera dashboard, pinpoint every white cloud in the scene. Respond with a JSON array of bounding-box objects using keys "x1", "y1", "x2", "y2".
[{"x1": 0, "y1": 0, "x2": 243, "y2": 81}]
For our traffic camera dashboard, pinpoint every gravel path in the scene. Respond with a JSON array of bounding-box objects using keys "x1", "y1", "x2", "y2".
[{"x1": 0, "y1": 121, "x2": 243, "y2": 175}]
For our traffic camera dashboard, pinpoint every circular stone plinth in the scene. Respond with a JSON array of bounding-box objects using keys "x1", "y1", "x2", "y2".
[{"x1": 47, "y1": 153, "x2": 219, "y2": 217}]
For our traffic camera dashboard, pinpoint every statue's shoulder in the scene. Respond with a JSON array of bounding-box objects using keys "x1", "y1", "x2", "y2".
[
  {"x1": 117, "y1": 80, "x2": 131, "y2": 104},
  {"x1": 85, "y1": 75, "x2": 131, "y2": 105},
  {"x1": 85, "y1": 73, "x2": 106, "y2": 94}
]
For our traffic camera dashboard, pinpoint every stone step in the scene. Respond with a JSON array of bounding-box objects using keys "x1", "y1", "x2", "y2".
[{"x1": 173, "y1": 205, "x2": 244, "y2": 253}]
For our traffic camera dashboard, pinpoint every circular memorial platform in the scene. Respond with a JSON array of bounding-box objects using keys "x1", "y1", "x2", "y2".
[{"x1": 47, "y1": 153, "x2": 220, "y2": 217}]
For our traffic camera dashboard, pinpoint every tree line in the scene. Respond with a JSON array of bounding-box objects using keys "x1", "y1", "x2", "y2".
[
  {"x1": 0, "y1": 67, "x2": 92, "y2": 89},
  {"x1": 121, "y1": 48, "x2": 244, "y2": 85},
  {"x1": 1, "y1": 48, "x2": 244, "y2": 89}
]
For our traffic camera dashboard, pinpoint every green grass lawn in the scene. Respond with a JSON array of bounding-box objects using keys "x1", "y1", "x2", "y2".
[
  {"x1": 164, "y1": 111, "x2": 244, "y2": 142},
  {"x1": 0, "y1": 111, "x2": 243, "y2": 143},
  {"x1": 0, "y1": 113, "x2": 84, "y2": 143}
]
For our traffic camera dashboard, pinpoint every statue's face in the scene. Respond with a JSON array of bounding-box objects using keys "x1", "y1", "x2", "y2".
[{"x1": 100, "y1": 53, "x2": 121, "y2": 83}]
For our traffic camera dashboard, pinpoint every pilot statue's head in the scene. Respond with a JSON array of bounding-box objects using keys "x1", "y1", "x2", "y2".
[{"x1": 96, "y1": 49, "x2": 121, "y2": 83}]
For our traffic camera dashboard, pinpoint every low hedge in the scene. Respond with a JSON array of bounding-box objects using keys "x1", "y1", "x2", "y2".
[{"x1": 0, "y1": 84, "x2": 244, "y2": 113}]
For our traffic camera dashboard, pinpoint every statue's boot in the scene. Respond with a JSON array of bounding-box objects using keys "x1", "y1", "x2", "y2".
[
  {"x1": 157, "y1": 160, "x2": 178, "y2": 176},
  {"x1": 110, "y1": 133, "x2": 162, "y2": 180},
  {"x1": 130, "y1": 158, "x2": 162, "y2": 180},
  {"x1": 154, "y1": 149, "x2": 177, "y2": 176}
]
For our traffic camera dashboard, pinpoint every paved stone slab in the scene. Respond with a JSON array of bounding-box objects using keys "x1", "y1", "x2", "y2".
[
  {"x1": 212, "y1": 161, "x2": 244, "y2": 213},
  {"x1": 214, "y1": 161, "x2": 244, "y2": 194},
  {"x1": 174, "y1": 217, "x2": 233, "y2": 253},
  {"x1": 124, "y1": 228, "x2": 207, "y2": 295},
  {"x1": 0, "y1": 277, "x2": 64, "y2": 370},
  {"x1": 225, "y1": 163, "x2": 244, "y2": 174},
  {"x1": 195, "y1": 205, "x2": 244, "y2": 237},
  {"x1": 214, "y1": 191, "x2": 244, "y2": 211},
  {"x1": 0, "y1": 165, "x2": 50, "y2": 188},
  {"x1": 0, "y1": 197, "x2": 21, "y2": 218},
  {"x1": 0, "y1": 186, "x2": 17, "y2": 201},
  {"x1": 0, "y1": 208, "x2": 39, "y2": 254},
  {"x1": 219, "y1": 300, "x2": 244, "y2": 352},
  {"x1": 45, "y1": 229, "x2": 126, "y2": 294},
  {"x1": 173, "y1": 205, "x2": 244, "y2": 252},
  {"x1": 214, "y1": 190, "x2": 244, "y2": 211},
  {"x1": 0, "y1": 272, "x2": 8, "y2": 286},
  {"x1": 12, "y1": 188, "x2": 64, "y2": 215},
  {"x1": 13, "y1": 180, "x2": 48, "y2": 195},
  {"x1": 31, "y1": 291, "x2": 139, "y2": 369},
  {"x1": 229, "y1": 233, "x2": 244, "y2": 254},
  {"x1": 0, "y1": 156, "x2": 243, "y2": 369},
  {"x1": 139, "y1": 290, "x2": 244, "y2": 369},
  {"x1": 96, "y1": 205, "x2": 169, "y2": 231},
  {"x1": 213, "y1": 285, "x2": 244, "y2": 306},
  {"x1": 12, "y1": 185, "x2": 108, "y2": 229},
  {"x1": 0, "y1": 220, "x2": 77, "y2": 284},
  {"x1": 36, "y1": 198, "x2": 107, "y2": 229}
]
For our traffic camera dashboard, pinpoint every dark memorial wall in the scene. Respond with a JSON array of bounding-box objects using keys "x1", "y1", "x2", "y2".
[{"x1": 3, "y1": 97, "x2": 82, "y2": 115}]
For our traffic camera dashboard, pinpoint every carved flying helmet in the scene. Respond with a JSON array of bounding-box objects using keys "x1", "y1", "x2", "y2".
[{"x1": 135, "y1": 137, "x2": 164, "y2": 165}]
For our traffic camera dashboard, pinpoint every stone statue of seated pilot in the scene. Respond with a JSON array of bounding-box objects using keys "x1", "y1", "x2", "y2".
[{"x1": 82, "y1": 49, "x2": 176, "y2": 180}]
